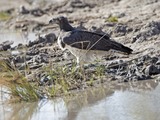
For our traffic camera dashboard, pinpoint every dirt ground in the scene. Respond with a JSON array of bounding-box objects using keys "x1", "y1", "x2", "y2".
[
  {"x1": 1, "y1": 0, "x2": 160, "y2": 53},
  {"x1": 0, "y1": 0, "x2": 160, "y2": 99}
]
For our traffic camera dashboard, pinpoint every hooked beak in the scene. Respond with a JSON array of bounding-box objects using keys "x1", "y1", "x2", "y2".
[{"x1": 49, "y1": 18, "x2": 59, "y2": 24}]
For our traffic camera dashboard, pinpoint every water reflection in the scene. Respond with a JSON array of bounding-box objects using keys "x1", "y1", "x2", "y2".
[
  {"x1": 76, "y1": 86, "x2": 160, "y2": 120},
  {"x1": 0, "y1": 80, "x2": 160, "y2": 120},
  {"x1": 32, "y1": 99, "x2": 68, "y2": 120},
  {"x1": 0, "y1": 98, "x2": 68, "y2": 120}
]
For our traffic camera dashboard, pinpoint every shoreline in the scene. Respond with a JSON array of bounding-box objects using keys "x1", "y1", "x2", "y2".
[{"x1": 0, "y1": 0, "x2": 160, "y2": 101}]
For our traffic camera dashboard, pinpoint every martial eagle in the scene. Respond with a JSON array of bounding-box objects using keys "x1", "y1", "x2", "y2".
[{"x1": 49, "y1": 16, "x2": 133, "y2": 66}]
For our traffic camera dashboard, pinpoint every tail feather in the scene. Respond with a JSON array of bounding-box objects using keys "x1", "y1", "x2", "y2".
[
  {"x1": 120, "y1": 45, "x2": 133, "y2": 54},
  {"x1": 111, "y1": 41, "x2": 133, "y2": 54},
  {"x1": 113, "y1": 42, "x2": 133, "y2": 54}
]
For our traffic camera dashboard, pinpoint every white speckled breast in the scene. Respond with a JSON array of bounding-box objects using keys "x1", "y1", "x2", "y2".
[
  {"x1": 57, "y1": 32, "x2": 66, "y2": 51},
  {"x1": 65, "y1": 44, "x2": 116, "y2": 63}
]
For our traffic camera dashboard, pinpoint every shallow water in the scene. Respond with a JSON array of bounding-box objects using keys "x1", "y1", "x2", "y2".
[
  {"x1": 0, "y1": 31, "x2": 37, "y2": 47},
  {"x1": 1, "y1": 80, "x2": 160, "y2": 120}
]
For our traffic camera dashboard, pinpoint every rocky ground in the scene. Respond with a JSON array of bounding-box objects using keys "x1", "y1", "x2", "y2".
[{"x1": 0, "y1": 0, "x2": 160, "y2": 98}]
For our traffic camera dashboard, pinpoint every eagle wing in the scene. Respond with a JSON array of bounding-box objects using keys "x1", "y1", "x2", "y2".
[{"x1": 62, "y1": 30, "x2": 132, "y2": 54}]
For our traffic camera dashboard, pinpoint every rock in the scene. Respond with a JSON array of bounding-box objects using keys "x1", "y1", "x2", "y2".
[
  {"x1": 136, "y1": 61, "x2": 143, "y2": 67},
  {"x1": 107, "y1": 60, "x2": 127, "y2": 69},
  {"x1": 13, "y1": 55, "x2": 32, "y2": 63},
  {"x1": 68, "y1": 0, "x2": 95, "y2": 8},
  {"x1": 106, "y1": 68, "x2": 117, "y2": 74},
  {"x1": 19, "y1": 6, "x2": 30, "y2": 14},
  {"x1": 33, "y1": 53, "x2": 49, "y2": 63},
  {"x1": 28, "y1": 72, "x2": 53, "y2": 86},
  {"x1": 44, "y1": 33, "x2": 56, "y2": 43},
  {"x1": 123, "y1": 74, "x2": 151, "y2": 81},
  {"x1": 58, "y1": 0, "x2": 95, "y2": 13},
  {"x1": 118, "y1": 13, "x2": 126, "y2": 18},
  {"x1": 138, "y1": 55, "x2": 151, "y2": 62},
  {"x1": 150, "y1": 56, "x2": 159, "y2": 64},
  {"x1": 27, "y1": 47, "x2": 39, "y2": 55},
  {"x1": 136, "y1": 73, "x2": 151, "y2": 80},
  {"x1": 145, "y1": 21, "x2": 160, "y2": 31},
  {"x1": 0, "y1": 41, "x2": 14, "y2": 51},
  {"x1": 145, "y1": 65, "x2": 160, "y2": 75},
  {"x1": 104, "y1": 56, "x2": 117, "y2": 60},
  {"x1": 106, "y1": 60, "x2": 128, "y2": 77},
  {"x1": 123, "y1": 64, "x2": 151, "y2": 81},
  {"x1": 132, "y1": 36, "x2": 137, "y2": 43},
  {"x1": 26, "y1": 56, "x2": 32, "y2": 61},
  {"x1": 28, "y1": 36, "x2": 45, "y2": 47},
  {"x1": 114, "y1": 24, "x2": 128, "y2": 36},
  {"x1": 125, "y1": 63, "x2": 151, "y2": 81},
  {"x1": 134, "y1": 55, "x2": 153, "y2": 71},
  {"x1": 126, "y1": 64, "x2": 137, "y2": 77},
  {"x1": 19, "y1": 5, "x2": 45, "y2": 16},
  {"x1": 30, "y1": 8, "x2": 45, "y2": 17},
  {"x1": 14, "y1": 56, "x2": 25, "y2": 63},
  {"x1": 117, "y1": 71, "x2": 127, "y2": 76},
  {"x1": 132, "y1": 63, "x2": 151, "y2": 80},
  {"x1": 133, "y1": 21, "x2": 160, "y2": 42},
  {"x1": 28, "y1": 33, "x2": 56, "y2": 47},
  {"x1": 132, "y1": 34, "x2": 146, "y2": 43},
  {"x1": 40, "y1": 75, "x2": 52, "y2": 86},
  {"x1": 16, "y1": 43, "x2": 26, "y2": 49}
]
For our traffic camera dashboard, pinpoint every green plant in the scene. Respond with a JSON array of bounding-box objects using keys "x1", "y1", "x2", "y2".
[
  {"x1": 0, "y1": 55, "x2": 108, "y2": 101},
  {"x1": 11, "y1": 79, "x2": 39, "y2": 101},
  {"x1": 107, "y1": 16, "x2": 118, "y2": 22},
  {"x1": 0, "y1": 11, "x2": 11, "y2": 21},
  {"x1": 0, "y1": 60, "x2": 39, "y2": 101},
  {"x1": 95, "y1": 65, "x2": 105, "y2": 78}
]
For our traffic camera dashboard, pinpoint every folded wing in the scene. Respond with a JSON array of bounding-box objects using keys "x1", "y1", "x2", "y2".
[{"x1": 62, "y1": 30, "x2": 133, "y2": 54}]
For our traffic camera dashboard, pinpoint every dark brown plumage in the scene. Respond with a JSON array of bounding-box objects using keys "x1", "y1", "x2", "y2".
[{"x1": 49, "y1": 16, "x2": 133, "y2": 65}]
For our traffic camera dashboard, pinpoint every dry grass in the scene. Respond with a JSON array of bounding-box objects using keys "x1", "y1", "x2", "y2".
[{"x1": 0, "y1": 53, "x2": 107, "y2": 101}]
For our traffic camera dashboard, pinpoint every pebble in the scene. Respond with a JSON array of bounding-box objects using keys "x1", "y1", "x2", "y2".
[
  {"x1": 0, "y1": 41, "x2": 14, "y2": 51},
  {"x1": 133, "y1": 21, "x2": 160, "y2": 42},
  {"x1": 145, "y1": 64, "x2": 160, "y2": 75}
]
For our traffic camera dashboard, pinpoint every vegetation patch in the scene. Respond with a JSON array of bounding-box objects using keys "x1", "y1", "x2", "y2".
[
  {"x1": 0, "y1": 59, "x2": 108, "y2": 102},
  {"x1": 0, "y1": 60, "x2": 39, "y2": 101},
  {"x1": 106, "y1": 16, "x2": 118, "y2": 22},
  {"x1": 0, "y1": 11, "x2": 11, "y2": 21},
  {"x1": 41, "y1": 64, "x2": 107, "y2": 97}
]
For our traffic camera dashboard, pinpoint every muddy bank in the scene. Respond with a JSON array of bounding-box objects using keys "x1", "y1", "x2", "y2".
[{"x1": 0, "y1": 0, "x2": 160, "y2": 100}]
